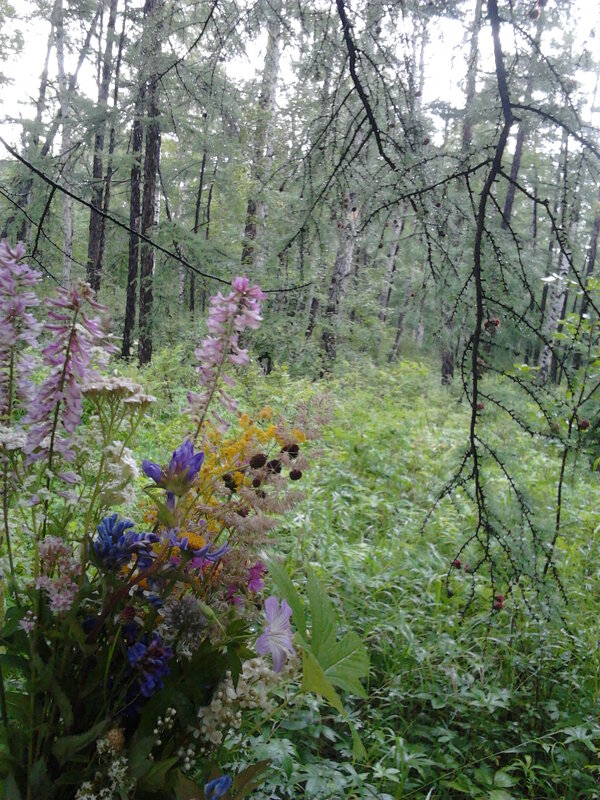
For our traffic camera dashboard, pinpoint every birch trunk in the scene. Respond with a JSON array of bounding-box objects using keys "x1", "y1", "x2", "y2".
[{"x1": 54, "y1": 0, "x2": 73, "y2": 287}]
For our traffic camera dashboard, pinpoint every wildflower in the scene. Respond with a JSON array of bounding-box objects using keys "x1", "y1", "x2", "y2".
[
  {"x1": 188, "y1": 276, "x2": 265, "y2": 426},
  {"x1": 247, "y1": 562, "x2": 266, "y2": 593},
  {"x1": 93, "y1": 514, "x2": 158, "y2": 571},
  {"x1": 159, "y1": 594, "x2": 207, "y2": 653},
  {"x1": 127, "y1": 632, "x2": 173, "y2": 698},
  {"x1": 226, "y1": 583, "x2": 244, "y2": 606},
  {"x1": 36, "y1": 536, "x2": 81, "y2": 613},
  {"x1": 204, "y1": 775, "x2": 232, "y2": 800},
  {"x1": 142, "y1": 439, "x2": 204, "y2": 507},
  {"x1": 24, "y1": 283, "x2": 108, "y2": 462},
  {"x1": 256, "y1": 596, "x2": 295, "y2": 672}
]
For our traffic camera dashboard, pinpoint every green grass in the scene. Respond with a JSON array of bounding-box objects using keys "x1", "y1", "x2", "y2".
[{"x1": 135, "y1": 355, "x2": 600, "y2": 798}]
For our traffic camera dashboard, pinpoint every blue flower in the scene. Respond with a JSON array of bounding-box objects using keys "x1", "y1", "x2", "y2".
[
  {"x1": 142, "y1": 440, "x2": 204, "y2": 506},
  {"x1": 204, "y1": 775, "x2": 232, "y2": 800},
  {"x1": 127, "y1": 632, "x2": 173, "y2": 698},
  {"x1": 93, "y1": 514, "x2": 158, "y2": 571}
]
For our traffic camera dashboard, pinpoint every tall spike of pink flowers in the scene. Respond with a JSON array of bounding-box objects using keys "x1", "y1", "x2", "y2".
[
  {"x1": 24, "y1": 283, "x2": 109, "y2": 463},
  {"x1": 0, "y1": 239, "x2": 42, "y2": 420},
  {"x1": 188, "y1": 277, "x2": 265, "y2": 434}
]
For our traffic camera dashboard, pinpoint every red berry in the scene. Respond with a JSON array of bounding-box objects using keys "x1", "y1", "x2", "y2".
[{"x1": 578, "y1": 419, "x2": 591, "y2": 431}]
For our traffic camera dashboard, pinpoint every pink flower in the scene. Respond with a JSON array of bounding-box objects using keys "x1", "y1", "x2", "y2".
[
  {"x1": 247, "y1": 561, "x2": 266, "y2": 593},
  {"x1": 188, "y1": 276, "x2": 265, "y2": 427},
  {"x1": 256, "y1": 596, "x2": 295, "y2": 672}
]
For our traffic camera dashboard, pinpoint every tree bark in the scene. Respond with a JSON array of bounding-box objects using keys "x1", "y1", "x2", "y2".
[
  {"x1": 86, "y1": 0, "x2": 119, "y2": 293},
  {"x1": 461, "y1": 0, "x2": 484, "y2": 153},
  {"x1": 54, "y1": 0, "x2": 73, "y2": 287},
  {"x1": 321, "y1": 194, "x2": 359, "y2": 364},
  {"x1": 138, "y1": 0, "x2": 163, "y2": 367},
  {"x1": 241, "y1": 0, "x2": 281, "y2": 270},
  {"x1": 122, "y1": 87, "x2": 145, "y2": 359}
]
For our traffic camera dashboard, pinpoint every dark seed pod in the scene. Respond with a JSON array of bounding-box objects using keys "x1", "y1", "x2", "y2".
[
  {"x1": 289, "y1": 469, "x2": 303, "y2": 481},
  {"x1": 223, "y1": 473, "x2": 237, "y2": 491},
  {"x1": 282, "y1": 443, "x2": 300, "y2": 459},
  {"x1": 252, "y1": 477, "x2": 262, "y2": 488},
  {"x1": 249, "y1": 453, "x2": 268, "y2": 469},
  {"x1": 255, "y1": 489, "x2": 266, "y2": 499},
  {"x1": 267, "y1": 459, "x2": 282, "y2": 474},
  {"x1": 237, "y1": 506, "x2": 250, "y2": 518}
]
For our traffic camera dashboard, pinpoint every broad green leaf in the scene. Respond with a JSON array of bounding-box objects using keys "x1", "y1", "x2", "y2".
[
  {"x1": 316, "y1": 631, "x2": 369, "y2": 698},
  {"x1": 265, "y1": 559, "x2": 306, "y2": 637},
  {"x1": 128, "y1": 736, "x2": 157, "y2": 779},
  {"x1": 301, "y1": 650, "x2": 366, "y2": 760},
  {"x1": 306, "y1": 566, "x2": 336, "y2": 656}
]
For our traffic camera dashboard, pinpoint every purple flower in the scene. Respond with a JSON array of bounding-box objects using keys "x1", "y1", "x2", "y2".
[
  {"x1": 204, "y1": 775, "x2": 232, "y2": 800},
  {"x1": 247, "y1": 561, "x2": 266, "y2": 593},
  {"x1": 256, "y1": 596, "x2": 295, "y2": 672},
  {"x1": 226, "y1": 583, "x2": 244, "y2": 606},
  {"x1": 142, "y1": 440, "x2": 204, "y2": 506},
  {"x1": 127, "y1": 632, "x2": 173, "y2": 697}
]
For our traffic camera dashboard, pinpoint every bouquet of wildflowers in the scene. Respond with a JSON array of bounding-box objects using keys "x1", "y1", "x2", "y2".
[{"x1": 0, "y1": 241, "x2": 368, "y2": 799}]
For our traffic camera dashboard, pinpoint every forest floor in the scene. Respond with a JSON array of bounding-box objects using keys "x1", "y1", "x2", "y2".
[{"x1": 136, "y1": 356, "x2": 600, "y2": 799}]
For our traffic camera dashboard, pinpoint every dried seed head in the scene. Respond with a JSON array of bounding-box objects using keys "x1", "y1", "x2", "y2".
[
  {"x1": 249, "y1": 453, "x2": 267, "y2": 469},
  {"x1": 289, "y1": 469, "x2": 303, "y2": 481},
  {"x1": 266, "y1": 459, "x2": 282, "y2": 474}
]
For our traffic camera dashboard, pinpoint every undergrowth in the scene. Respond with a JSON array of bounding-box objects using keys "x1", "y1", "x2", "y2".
[{"x1": 133, "y1": 355, "x2": 600, "y2": 799}]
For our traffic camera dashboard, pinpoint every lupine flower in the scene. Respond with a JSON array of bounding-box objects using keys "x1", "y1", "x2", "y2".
[
  {"x1": 24, "y1": 283, "x2": 108, "y2": 462},
  {"x1": 247, "y1": 561, "x2": 266, "y2": 593},
  {"x1": 142, "y1": 440, "x2": 204, "y2": 508},
  {"x1": 93, "y1": 514, "x2": 158, "y2": 571},
  {"x1": 188, "y1": 277, "x2": 265, "y2": 428},
  {"x1": 256, "y1": 596, "x2": 295, "y2": 672},
  {"x1": 204, "y1": 775, "x2": 232, "y2": 800},
  {"x1": 127, "y1": 633, "x2": 173, "y2": 697},
  {"x1": 36, "y1": 536, "x2": 81, "y2": 613}
]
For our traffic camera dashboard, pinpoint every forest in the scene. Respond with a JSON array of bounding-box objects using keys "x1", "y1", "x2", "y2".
[{"x1": 0, "y1": 0, "x2": 600, "y2": 797}]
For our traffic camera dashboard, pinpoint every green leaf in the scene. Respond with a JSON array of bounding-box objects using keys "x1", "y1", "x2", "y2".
[
  {"x1": 316, "y1": 630, "x2": 369, "y2": 698},
  {"x1": 52, "y1": 720, "x2": 109, "y2": 763},
  {"x1": 301, "y1": 650, "x2": 366, "y2": 760},
  {"x1": 265, "y1": 559, "x2": 306, "y2": 637},
  {"x1": 2, "y1": 773, "x2": 21, "y2": 800},
  {"x1": 306, "y1": 567, "x2": 336, "y2": 657},
  {"x1": 128, "y1": 736, "x2": 157, "y2": 780},
  {"x1": 138, "y1": 757, "x2": 179, "y2": 792},
  {"x1": 28, "y1": 759, "x2": 51, "y2": 796}
]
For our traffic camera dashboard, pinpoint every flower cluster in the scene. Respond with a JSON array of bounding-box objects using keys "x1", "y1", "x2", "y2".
[
  {"x1": 24, "y1": 283, "x2": 109, "y2": 462},
  {"x1": 35, "y1": 536, "x2": 82, "y2": 613},
  {"x1": 0, "y1": 248, "x2": 341, "y2": 800},
  {"x1": 188, "y1": 276, "x2": 265, "y2": 427}
]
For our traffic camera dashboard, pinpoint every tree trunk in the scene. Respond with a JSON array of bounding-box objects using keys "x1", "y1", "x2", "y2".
[
  {"x1": 241, "y1": 0, "x2": 281, "y2": 270},
  {"x1": 379, "y1": 214, "x2": 405, "y2": 322},
  {"x1": 138, "y1": 0, "x2": 163, "y2": 367},
  {"x1": 54, "y1": 0, "x2": 73, "y2": 287},
  {"x1": 538, "y1": 214, "x2": 578, "y2": 384},
  {"x1": 321, "y1": 194, "x2": 359, "y2": 365},
  {"x1": 122, "y1": 87, "x2": 145, "y2": 359},
  {"x1": 97, "y1": 4, "x2": 126, "y2": 283},
  {"x1": 86, "y1": 0, "x2": 119, "y2": 293},
  {"x1": 573, "y1": 187, "x2": 600, "y2": 371},
  {"x1": 461, "y1": 0, "x2": 484, "y2": 153}
]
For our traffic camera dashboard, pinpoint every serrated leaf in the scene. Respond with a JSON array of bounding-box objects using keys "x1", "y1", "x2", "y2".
[{"x1": 317, "y1": 631, "x2": 368, "y2": 697}]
